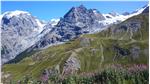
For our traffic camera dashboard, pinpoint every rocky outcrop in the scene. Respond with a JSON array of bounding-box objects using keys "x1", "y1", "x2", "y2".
[
  {"x1": 122, "y1": 12, "x2": 130, "y2": 16},
  {"x1": 113, "y1": 45, "x2": 145, "y2": 61},
  {"x1": 62, "y1": 55, "x2": 80, "y2": 76},
  {"x1": 41, "y1": 65, "x2": 60, "y2": 83},
  {"x1": 130, "y1": 46, "x2": 140, "y2": 60},
  {"x1": 79, "y1": 37, "x2": 92, "y2": 47},
  {"x1": 113, "y1": 46, "x2": 130, "y2": 61},
  {"x1": 114, "y1": 46, "x2": 130, "y2": 56},
  {"x1": 1, "y1": 72, "x2": 12, "y2": 84}
]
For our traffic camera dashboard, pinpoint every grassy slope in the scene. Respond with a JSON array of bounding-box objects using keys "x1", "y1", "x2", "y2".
[{"x1": 2, "y1": 14, "x2": 149, "y2": 82}]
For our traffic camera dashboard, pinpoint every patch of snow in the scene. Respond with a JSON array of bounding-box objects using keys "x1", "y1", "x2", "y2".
[
  {"x1": 50, "y1": 18, "x2": 60, "y2": 27},
  {"x1": 0, "y1": 15, "x2": 3, "y2": 26},
  {"x1": 101, "y1": 14, "x2": 126, "y2": 25},
  {"x1": 103, "y1": 14, "x2": 114, "y2": 19},
  {"x1": 93, "y1": 10, "x2": 97, "y2": 13},
  {"x1": 2, "y1": 10, "x2": 30, "y2": 19},
  {"x1": 34, "y1": 19, "x2": 46, "y2": 33},
  {"x1": 51, "y1": 18, "x2": 60, "y2": 22}
]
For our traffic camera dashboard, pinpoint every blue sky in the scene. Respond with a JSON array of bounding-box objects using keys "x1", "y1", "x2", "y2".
[{"x1": 1, "y1": 1, "x2": 148, "y2": 21}]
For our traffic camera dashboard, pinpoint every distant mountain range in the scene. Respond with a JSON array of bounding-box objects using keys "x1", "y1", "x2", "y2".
[
  {"x1": 1, "y1": 4, "x2": 149, "y2": 64},
  {"x1": 1, "y1": 3, "x2": 149, "y2": 83}
]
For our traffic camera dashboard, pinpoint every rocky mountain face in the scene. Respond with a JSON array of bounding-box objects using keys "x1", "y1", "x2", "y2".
[
  {"x1": 122, "y1": 12, "x2": 130, "y2": 16},
  {"x1": 30, "y1": 5, "x2": 107, "y2": 49},
  {"x1": 1, "y1": 11, "x2": 47, "y2": 63},
  {"x1": 56, "y1": 5, "x2": 106, "y2": 34}
]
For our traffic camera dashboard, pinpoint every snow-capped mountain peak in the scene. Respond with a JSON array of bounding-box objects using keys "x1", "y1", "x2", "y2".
[
  {"x1": 0, "y1": 10, "x2": 31, "y2": 25},
  {"x1": 101, "y1": 4, "x2": 149, "y2": 25},
  {"x1": 2, "y1": 10, "x2": 30, "y2": 19},
  {"x1": 1, "y1": 10, "x2": 45, "y2": 29},
  {"x1": 1, "y1": 10, "x2": 47, "y2": 63}
]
